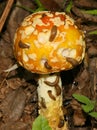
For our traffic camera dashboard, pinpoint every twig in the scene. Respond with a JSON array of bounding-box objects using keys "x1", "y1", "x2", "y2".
[
  {"x1": 0, "y1": 0, "x2": 14, "y2": 32},
  {"x1": 0, "y1": 71, "x2": 10, "y2": 88},
  {"x1": 3, "y1": 63, "x2": 19, "y2": 72}
]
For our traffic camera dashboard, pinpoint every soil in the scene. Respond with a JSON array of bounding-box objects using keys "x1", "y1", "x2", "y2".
[{"x1": 0, "y1": 0, "x2": 97, "y2": 130}]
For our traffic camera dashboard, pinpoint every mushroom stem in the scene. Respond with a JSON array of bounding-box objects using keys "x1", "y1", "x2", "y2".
[{"x1": 37, "y1": 73, "x2": 68, "y2": 130}]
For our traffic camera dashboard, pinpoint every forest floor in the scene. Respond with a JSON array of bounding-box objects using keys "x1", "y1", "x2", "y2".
[{"x1": 0, "y1": 0, "x2": 97, "y2": 130}]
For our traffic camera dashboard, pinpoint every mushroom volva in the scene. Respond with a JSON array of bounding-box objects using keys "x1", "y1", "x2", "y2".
[{"x1": 14, "y1": 11, "x2": 85, "y2": 130}]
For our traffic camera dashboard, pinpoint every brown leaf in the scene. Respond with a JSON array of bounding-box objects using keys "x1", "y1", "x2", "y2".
[
  {"x1": 73, "y1": 110, "x2": 86, "y2": 126},
  {"x1": 0, "y1": 121, "x2": 29, "y2": 130},
  {"x1": 39, "y1": 0, "x2": 62, "y2": 11},
  {"x1": 74, "y1": 0, "x2": 97, "y2": 9},
  {"x1": 1, "y1": 88, "x2": 26, "y2": 122},
  {"x1": 72, "y1": 6, "x2": 97, "y2": 23}
]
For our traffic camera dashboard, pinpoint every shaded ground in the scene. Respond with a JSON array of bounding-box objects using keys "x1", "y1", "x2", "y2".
[{"x1": 0, "y1": 0, "x2": 97, "y2": 130}]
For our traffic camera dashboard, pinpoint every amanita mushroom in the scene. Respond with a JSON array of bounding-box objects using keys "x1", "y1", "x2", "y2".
[{"x1": 13, "y1": 11, "x2": 85, "y2": 130}]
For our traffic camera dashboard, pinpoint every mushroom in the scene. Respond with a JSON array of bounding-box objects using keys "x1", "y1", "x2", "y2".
[{"x1": 13, "y1": 11, "x2": 85, "y2": 130}]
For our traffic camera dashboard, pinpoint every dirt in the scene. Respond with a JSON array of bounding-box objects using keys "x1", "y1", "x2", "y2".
[{"x1": 0, "y1": 0, "x2": 97, "y2": 130}]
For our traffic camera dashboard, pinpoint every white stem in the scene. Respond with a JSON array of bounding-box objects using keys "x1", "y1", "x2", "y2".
[{"x1": 37, "y1": 73, "x2": 68, "y2": 130}]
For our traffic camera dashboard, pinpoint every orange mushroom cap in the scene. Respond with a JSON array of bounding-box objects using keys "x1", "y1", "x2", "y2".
[{"x1": 14, "y1": 11, "x2": 85, "y2": 74}]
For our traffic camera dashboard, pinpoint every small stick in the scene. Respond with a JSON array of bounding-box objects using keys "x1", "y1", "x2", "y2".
[{"x1": 0, "y1": 0, "x2": 14, "y2": 32}]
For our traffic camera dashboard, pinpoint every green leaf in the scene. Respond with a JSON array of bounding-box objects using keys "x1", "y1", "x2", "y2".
[
  {"x1": 72, "y1": 94, "x2": 91, "y2": 105},
  {"x1": 82, "y1": 104, "x2": 94, "y2": 113},
  {"x1": 35, "y1": 0, "x2": 43, "y2": 7},
  {"x1": 88, "y1": 30, "x2": 97, "y2": 35},
  {"x1": 34, "y1": 7, "x2": 46, "y2": 13},
  {"x1": 82, "y1": 9, "x2": 97, "y2": 15},
  {"x1": 34, "y1": 0, "x2": 46, "y2": 12},
  {"x1": 89, "y1": 111, "x2": 97, "y2": 118},
  {"x1": 32, "y1": 115, "x2": 52, "y2": 130},
  {"x1": 65, "y1": 0, "x2": 73, "y2": 13}
]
